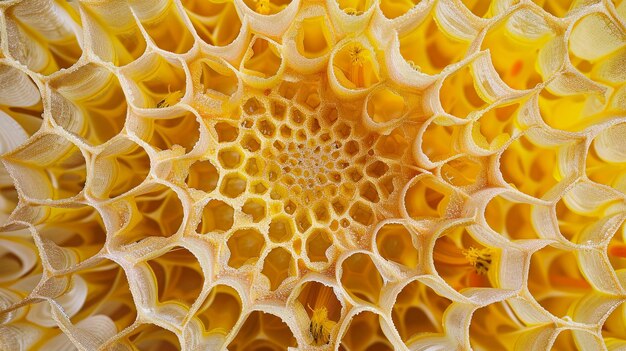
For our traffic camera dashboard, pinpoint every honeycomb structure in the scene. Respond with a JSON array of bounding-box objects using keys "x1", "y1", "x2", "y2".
[{"x1": 0, "y1": 0, "x2": 625, "y2": 350}]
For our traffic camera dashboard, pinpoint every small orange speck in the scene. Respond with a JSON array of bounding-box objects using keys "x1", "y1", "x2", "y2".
[
  {"x1": 608, "y1": 243, "x2": 626, "y2": 258},
  {"x1": 467, "y1": 270, "x2": 489, "y2": 287},
  {"x1": 510, "y1": 60, "x2": 523, "y2": 76}
]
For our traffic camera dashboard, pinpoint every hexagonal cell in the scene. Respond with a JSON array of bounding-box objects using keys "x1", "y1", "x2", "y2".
[
  {"x1": 195, "y1": 284, "x2": 242, "y2": 335},
  {"x1": 244, "y1": 157, "x2": 265, "y2": 177},
  {"x1": 227, "y1": 311, "x2": 297, "y2": 350},
  {"x1": 214, "y1": 121, "x2": 239, "y2": 142},
  {"x1": 296, "y1": 129, "x2": 308, "y2": 143},
  {"x1": 319, "y1": 107, "x2": 338, "y2": 128},
  {"x1": 2, "y1": 133, "x2": 86, "y2": 200},
  {"x1": 121, "y1": 54, "x2": 186, "y2": 109},
  {"x1": 267, "y1": 165, "x2": 284, "y2": 185},
  {"x1": 296, "y1": 281, "x2": 341, "y2": 346},
  {"x1": 375, "y1": 223, "x2": 419, "y2": 269},
  {"x1": 220, "y1": 172, "x2": 247, "y2": 198},
  {"x1": 378, "y1": 175, "x2": 396, "y2": 197},
  {"x1": 295, "y1": 210, "x2": 313, "y2": 233},
  {"x1": 295, "y1": 82, "x2": 322, "y2": 111},
  {"x1": 499, "y1": 135, "x2": 560, "y2": 198},
  {"x1": 131, "y1": 1, "x2": 194, "y2": 54},
  {"x1": 290, "y1": 108, "x2": 306, "y2": 126},
  {"x1": 261, "y1": 247, "x2": 296, "y2": 290},
  {"x1": 343, "y1": 140, "x2": 359, "y2": 156},
  {"x1": 472, "y1": 102, "x2": 519, "y2": 151},
  {"x1": 284, "y1": 200, "x2": 297, "y2": 215},
  {"x1": 346, "y1": 167, "x2": 363, "y2": 182},
  {"x1": 242, "y1": 37, "x2": 283, "y2": 79},
  {"x1": 331, "y1": 198, "x2": 349, "y2": 216},
  {"x1": 439, "y1": 65, "x2": 487, "y2": 119},
  {"x1": 440, "y1": 157, "x2": 483, "y2": 187},
  {"x1": 242, "y1": 198, "x2": 266, "y2": 222},
  {"x1": 366, "y1": 88, "x2": 406, "y2": 124},
  {"x1": 111, "y1": 323, "x2": 181, "y2": 351},
  {"x1": 92, "y1": 140, "x2": 151, "y2": 199},
  {"x1": 391, "y1": 280, "x2": 451, "y2": 345},
  {"x1": 257, "y1": 118, "x2": 276, "y2": 138},
  {"x1": 198, "y1": 200, "x2": 234, "y2": 234},
  {"x1": 49, "y1": 64, "x2": 127, "y2": 145},
  {"x1": 241, "y1": 133, "x2": 261, "y2": 152},
  {"x1": 116, "y1": 185, "x2": 184, "y2": 245},
  {"x1": 146, "y1": 247, "x2": 204, "y2": 309},
  {"x1": 433, "y1": 226, "x2": 496, "y2": 291},
  {"x1": 192, "y1": 58, "x2": 240, "y2": 103},
  {"x1": 227, "y1": 229, "x2": 265, "y2": 268},
  {"x1": 306, "y1": 229, "x2": 333, "y2": 263},
  {"x1": 218, "y1": 147, "x2": 244, "y2": 169},
  {"x1": 307, "y1": 118, "x2": 322, "y2": 136},
  {"x1": 141, "y1": 111, "x2": 200, "y2": 152},
  {"x1": 270, "y1": 100, "x2": 287, "y2": 120},
  {"x1": 313, "y1": 203, "x2": 331, "y2": 223},
  {"x1": 359, "y1": 181, "x2": 380, "y2": 204},
  {"x1": 484, "y1": 195, "x2": 543, "y2": 240},
  {"x1": 278, "y1": 80, "x2": 298, "y2": 99},
  {"x1": 295, "y1": 16, "x2": 332, "y2": 59},
  {"x1": 273, "y1": 140, "x2": 287, "y2": 154},
  {"x1": 481, "y1": 9, "x2": 554, "y2": 90},
  {"x1": 527, "y1": 245, "x2": 592, "y2": 319},
  {"x1": 251, "y1": 180, "x2": 269, "y2": 195},
  {"x1": 340, "y1": 253, "x2": 383, "y2": 305},
  {"x1": 79, "y1": 0, "x2": 146, "y2": 66},
  {"x1": 404, "y1": 176, "x2": 453, "y2": 219},
  {"x1": 35, "y1": 204, "x2": 106, "y2": 270},
  {"x1": 375, "y1": 126, "x2": 410, "y2": 159},
  {"x1": 187, "y1": 160, "x2": 219, "y2": 192},
  {"x1": 349, "y1": 201, "x2": 375, "y2": 226},
  {"x1": 181, "y1": 0, "x2": 242, "y2": 47},
  {"x1": 420, "y1": 122, "x2": 458, "y2": 162},
  {"x1": 333, "y1": 122, "x2": 351, "y2": 140},
  {"x1": 5, "y1": 2, "x2": 82, "y2": 74},
  {"x1": 366, "y1": 160, "x2": 389, "y2": 178},
  {"x1": 243, "y1": 97, "x2": 266, "y2": 115},
  {"x1": 399, "y1": 11, "x2": 469, "y2": 75},
  {"x1": 537, "y1": 86, "x2": 608, "y2": 133},
  {"x1": 268, "y1": 216, "x2": 294, "y2": 242},
  {"x1": 332, "y1": 41, "x2": 380, "y2": 90},
  {"x1": 339, "y1": 311, "x2": 393, "y2": 350}
]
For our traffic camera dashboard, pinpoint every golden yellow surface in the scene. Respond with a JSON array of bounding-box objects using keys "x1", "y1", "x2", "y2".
[{"x1": 0, "y1": 0, "x2": 625, "y2": 350}]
